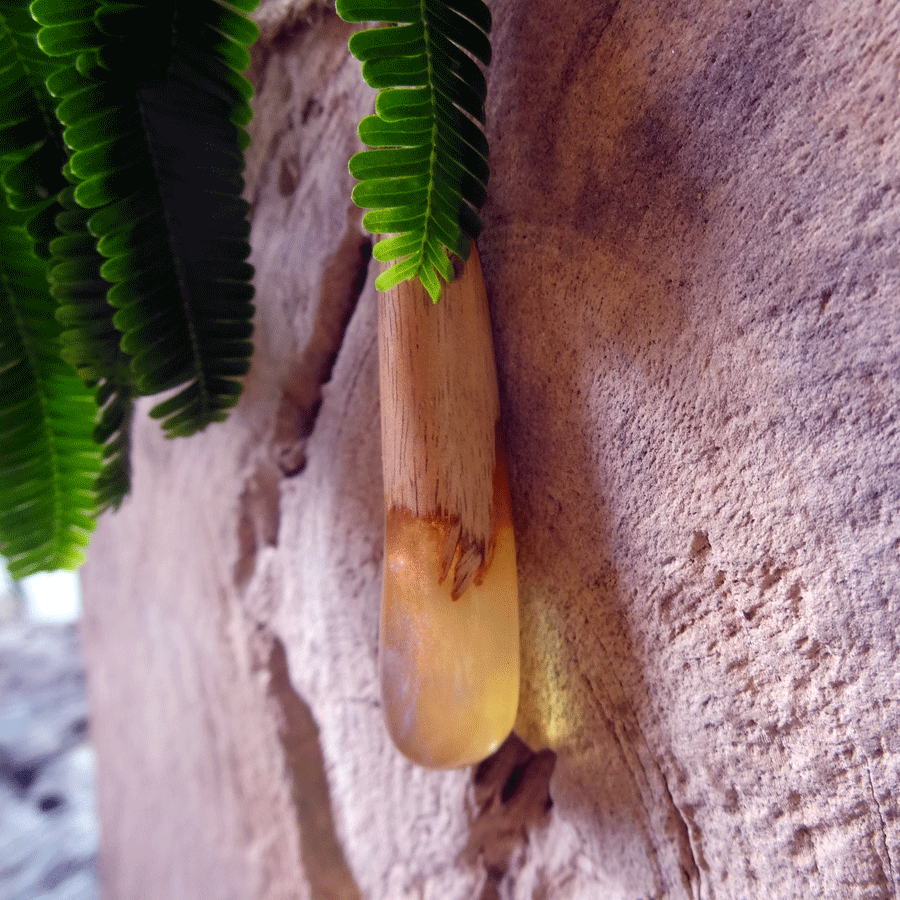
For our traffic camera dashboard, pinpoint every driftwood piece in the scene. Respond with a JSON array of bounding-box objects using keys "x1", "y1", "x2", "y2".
[{"x1": 79, "y1": 1, "x2": 900, "y2": 898}]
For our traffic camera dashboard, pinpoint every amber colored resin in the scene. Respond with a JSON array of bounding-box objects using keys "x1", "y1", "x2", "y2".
[
  {"x1": 380, "y1": 517, "x2": 519, "y2": 768},
  {"x1": 380, "y1": 450, "x2": 520, "y2": 769}
]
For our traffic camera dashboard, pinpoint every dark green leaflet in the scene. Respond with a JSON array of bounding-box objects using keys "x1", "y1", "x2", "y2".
[
  {"x1": 0, "y1": 0, "x2": 259, "y2": 574},
  {"x1": 35, "y1": 0, "x2": 259, "y2": 437}
]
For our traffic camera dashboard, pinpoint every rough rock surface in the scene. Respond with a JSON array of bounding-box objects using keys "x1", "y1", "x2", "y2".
[
  {"x1": 0, "y1": 623, "x2": 99, "y2": 900},
  {"x1": 80, "y1": 1, "x2": 900, "y2": 898}
]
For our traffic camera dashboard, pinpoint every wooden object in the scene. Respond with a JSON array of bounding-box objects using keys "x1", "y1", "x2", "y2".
[{"x1": 378, "y1": 247, "x2": 520, "y2": 769}]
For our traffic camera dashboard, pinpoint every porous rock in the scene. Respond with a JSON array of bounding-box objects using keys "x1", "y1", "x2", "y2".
[{"x1": 80, "y1": 1, "x2": 900, "y2": 898}]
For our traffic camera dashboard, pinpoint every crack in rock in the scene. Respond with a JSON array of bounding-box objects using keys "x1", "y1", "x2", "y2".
[
  {"x1": 272, "y1": 209, "x2": 372, "y2": 477},
  {"x1": 657, "y1": 766, "x2": 704, "y2": 900},
  {"x1": 266, "y1": 634, "x2": 362, "y2": 900},
  {"x1": 233, "y1": 460, "x2": 283, "y2": 593},
  {"x1": 465, "y1": 734, "x2": 557, "y2": 897}
]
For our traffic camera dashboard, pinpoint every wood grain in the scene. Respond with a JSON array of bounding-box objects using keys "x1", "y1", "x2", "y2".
[{"x1": 378, "y1": 246, "x2": 501, "y2": 597}]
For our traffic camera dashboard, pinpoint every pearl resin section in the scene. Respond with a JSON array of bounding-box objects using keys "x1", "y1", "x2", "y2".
[{"x1": 380, "y1": 482, "x2": 520, "y2": 769}]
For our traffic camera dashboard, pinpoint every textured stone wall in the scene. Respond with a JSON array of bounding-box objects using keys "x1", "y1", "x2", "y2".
[
  {"x1": 485, "y1": 1, "x2": 900, "y2": 896},
  {"x1": 80, "y1": 1, "x2": 900, "y2": 898}
]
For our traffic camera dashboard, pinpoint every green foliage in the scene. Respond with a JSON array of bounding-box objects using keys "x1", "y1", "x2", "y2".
[
  {"x1": 1, "y1": 0, "x2": 496, "y2": 575},
  {"x1": 35, "y1": 0, "x2": 258, "y2": 437},
  {"x1": 336, "y1": 0, "x2": 492, "y2": 301},
  {"x1": 0, "y1": 1, "x2": 67, "y2": 257},
  {"x1": 50, "y1": 185, "x2": 134, "y2": 512},
  {"x1": 0, "y1": 0, "x2": 259, "y2": 574},
  {"x1": 0, "y1": 192, "x2": 101, "y2": 578}
]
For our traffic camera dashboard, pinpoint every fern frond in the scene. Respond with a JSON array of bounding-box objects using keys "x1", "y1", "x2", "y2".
[
  {"x1": 51, "y1": 187, "x2": 116, "y2": 380},
  {"x1": 0, "y1": 194, "x2": 101, "y2": 579},
  {"x1": 0, "y1": 2, "x2": 68, "y2": 258},
  {"x1": 92, "y1": 373, "x2": 133, "y2": 513},
  {"x1": 50, "y1": 185, "x2": 134, "y2": 510},
  {"x1": 33, "y1": 0, "x2": 258, "y2": 437},
  {"x1": 337, "y1": 0, "x2": 492, "y2": 302}
]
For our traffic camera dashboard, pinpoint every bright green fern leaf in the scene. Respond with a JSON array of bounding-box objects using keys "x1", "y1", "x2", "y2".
[
  {"x1": 0, "y1": 0, "x2": 262, "y2": 571},
  {"x1": 50, "y1": 185, "x2": 134, "y2": 512},
  {"x1": 0, "y1": 192, "x2": 101, "y2": 578},
  {"x1": 336, "y1": 0, "x2": 492, "y2": 302}
]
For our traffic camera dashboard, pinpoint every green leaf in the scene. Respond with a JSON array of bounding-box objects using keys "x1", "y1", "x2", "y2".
[
  {"x1": 0, "y1": 196, "x2": 101, "y2": 578},
  {"x1": 37, "y1": 19, "x2": 101, "y2": 57},
  {"x1": 47, "y1": 184, "x2": 134, "y2": 512},
  {"x1": 349, "y1": 144, "x2": 431, "y2": 179},
  {"x1": 348, "y1": 22, "x2": 424, "y2": 61},
  {"x1": 37, "y1": 0, "x2": 258, "y2": 438},
  {"x1": 29, "y1": 0, "x2": 97, "y2": 27},
  {"x1": 371, "y1": 231, "x2": 422, "y2": 262},
  {"x1": 0, "y1": 7, "x2": 68, "y2": 257},
  {"x1": 338, "y1": 0, "x2": 492, "y2": 300},
  {"x1": 336, "y1": 0, "x2": 421, "y2": 23}
]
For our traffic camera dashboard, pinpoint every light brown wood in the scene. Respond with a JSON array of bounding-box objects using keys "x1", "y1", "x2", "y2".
[{"x1": 378, "y1": 247, "x2": 500, "y2": 597}]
